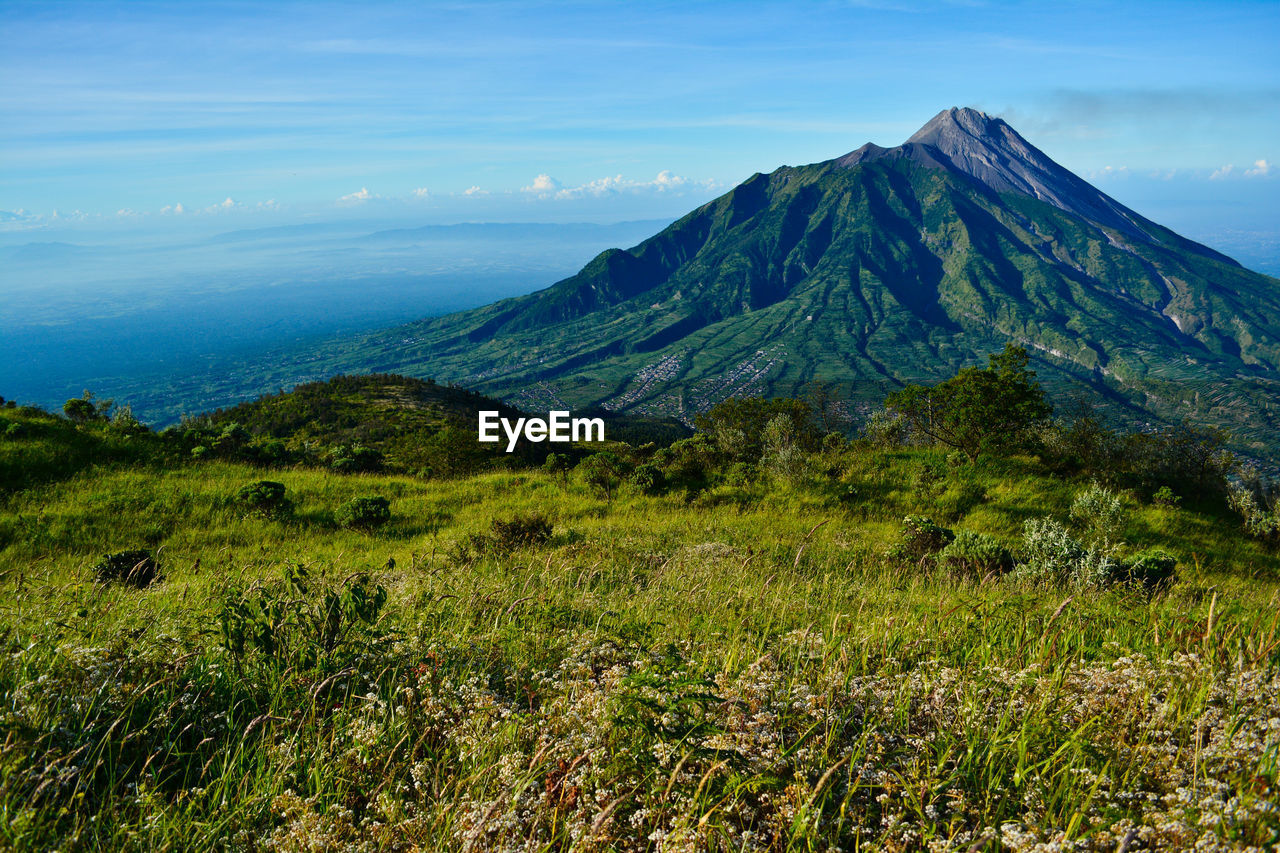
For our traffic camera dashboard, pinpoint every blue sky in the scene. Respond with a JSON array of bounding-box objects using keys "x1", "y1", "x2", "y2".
[{"x1": 1, "y1": 0, "x2": 1277, "y2": 245}]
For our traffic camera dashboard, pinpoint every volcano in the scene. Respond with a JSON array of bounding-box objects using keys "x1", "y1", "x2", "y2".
[{"x1": 328, "y1": 108, "x2": 1280, "y2": 454}]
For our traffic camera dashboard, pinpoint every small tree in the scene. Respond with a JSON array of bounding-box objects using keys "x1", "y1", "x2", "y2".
[
  {"x1": 543, "y1": 452, "x2": 572, "y2": 488},
  {"x1": 885, "y1": 345, "x2": 1051, "y2": 460},
  {"x1": 579, "y1": 451, "x2": 625, "y2": 505},
  {"x1": 761, "y1": 414, "x2": 810, "y2": 483},
  {"x1": 64, "y1": 390, "x2": 111, "y2": 424}
]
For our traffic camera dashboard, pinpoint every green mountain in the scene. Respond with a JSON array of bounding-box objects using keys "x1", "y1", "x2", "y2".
[{"x1": 282, "y1": 108, "x2": 1280, "y2": 455}]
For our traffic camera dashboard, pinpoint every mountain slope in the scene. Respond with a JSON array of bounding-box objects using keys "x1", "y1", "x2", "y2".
[{"x1": 295, "y1": 108, "x2": 1280, "y2": 454}]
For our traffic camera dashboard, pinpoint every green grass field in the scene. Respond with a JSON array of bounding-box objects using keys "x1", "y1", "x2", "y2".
[{"x1": 1, "y1": 403, "x2": 1278, "y2": 851}]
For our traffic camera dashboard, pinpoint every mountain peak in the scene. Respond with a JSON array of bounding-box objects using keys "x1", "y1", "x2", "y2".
[
  {"x1": 838, "y1": 106, "x2": 1151, "y2": 239},
  {"x1": 906, "y1": 106, "x2": 1006, "y2": 146}
]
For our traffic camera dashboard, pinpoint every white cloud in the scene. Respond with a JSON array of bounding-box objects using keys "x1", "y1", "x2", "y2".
[
  {"x1": 116, "y1": 207, "x2": 140, "y2": 217},
  {"x1": 413, "y1": 187, "x2": 430, "y2": 198},
  {"x1": 1088, "y1": 165, "x2": 1129, "y2": 180},
  {"x1": 650, "y1": 169, "x2": 691, "y2": 190},
  {"x1": 338, "y1": 187, "x2": 373, "y2": 203},
  {"x1": 256, "y1": 199, "x2": 279, "y2": 210},
  {"x1": 203, "y1": 197, "x2": 237, "y2": 213},
  {"x1": 160, "y1": 202, "x2": 185, "y2": 215},
  {"x1": 521, "y1": 173, "x2": 563, "y2": 194},
  {"x1": 0, "y1": 208, "x2": 41, "y2": 224},
  {"x1": 1244, "y1": 159, "x2": 1271, "y2": 177},
  {"x1": 1209, "y1": 164, "x2": 1234, "y2": 180},
  {"x1": 533, "y1": 170, "x2": 714, "y2": 200},
  {"x1": 1149, "y1": 169, "x2": 1177, "y2": 180},
  {"x1": 463, "y1": 185, "x2": 487, "y2": 196}
]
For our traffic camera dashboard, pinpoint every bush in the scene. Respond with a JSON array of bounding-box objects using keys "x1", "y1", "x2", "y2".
[
  {"x1": 1152, "y1": 486, "x2": 1181, "y2": 508},
  {"x1": 328, "y1": 444, "x2": 384, "y2": 474},
  {"x1": 1015, "y1": 517, "x2": 1112, "y2": 589},
  {"x1": 939, "y1": 530, "x2": 1013, "y2": 579},
  {"x1": 762, "y1": 413, "x2": 812, "y2": 482},
  {"x1": 218, "y1": 563, "x2": 387, "y2": 672},
  {"x1": 861, "y1": 409, "x2": 909, "y2": 449},
  {"x1": 1069, "y1": 483, "x2": 1125, "y2": 550},
  {"x1": 653, "y1": 434, "x2": 716, "y2": 489},
  {"x1": 335, "y1": 496, "x2": 391, "y2": 530},
  {"x1": 1115, "y1": 550, "x2": 1177, "y2": 592},
  {"x1": 694, "y1": 397, "x2": 821, "y2": 462},
  {"x1": 1228, "y1": 483, "x2": 1279, "y2": 543},
  {"x1": 234, "y1": 480, "x2": 292, "y2": 518},
  {"x1": 452, "y1": 512, "x2": 554, "y2": 562},
  {"x1": 93, "y1": 549, "x2": 160, "y2": 587},
  {"x1": 629, "y1": 463, "x2": 665, "y2": 495},
  {"x1": 890, "y1": 515, "x2": 954, "y2": 565},
  {"x1": 489, "y1": 512, "x2": 553, "y2": 552},
  {"x1": 822, "y1": 432, "x2": 848, "y2": 455}
]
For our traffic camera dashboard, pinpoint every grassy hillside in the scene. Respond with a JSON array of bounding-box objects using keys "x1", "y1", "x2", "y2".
[{"x1": 2, "y1": 393, "x2": 1278, "y2": 850}]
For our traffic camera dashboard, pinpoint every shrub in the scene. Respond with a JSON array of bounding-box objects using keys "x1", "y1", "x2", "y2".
[
  {"x1": 890, "y1": 515, "x2": 954, "y2": 565},
  {"x1": 653, "y1": 434, "x2": 716, "y2": 489},
  {"x1": 489, "y1": 512, "x2": 553, "y2": 552},
  {"x1": 328, "y1": 444, "x2": 384, "y2": 474},
  {"x1": 861, "y1": 409, "x2": 909, "y2": 449},
  {"x1": 1227, "y1": 483, "x2": 1279, "y2": 543},
  {"x1": 1015, "y1": 518, "x2": 1084, "y2": 587},
  {"x1": 335, "y1": 496, "x2": 391, "y2": 530},
  {"x1": 218, "y1": 562, "x2": 387, "y2": 672},
  {"x1": 1015, "y1": 517, "x2": 1113, "y2": 589},
  {"x1": 725, "y1": 462, "x2": 757, "y2": 488},
  {"x1": 3, "y1": 422, "x2": 26, "y2": 439},
  {"x1": 694, "y1": 397, "x2": 820, "y2": 462},
  {"x1": 1152, "y1": 486, "x2": 1181, "y2": 508},
  {"x1": 939, "y1": 530, "x2": 1013, "y2": 579},
  {"x1": 64, "y1": 391, "x2": 111, "y2": 424},
  {"x1": 109, "y1": 404, "x2": 147, "y2": 436},
  {"x1": 234, "y1": 480, "x2": 292, "y2": 518},
  {"x1": 1070, "y1": 483, "x2": 1125, "y2": 550},
  {"x1": 762, "y1": 414, "x2": 812, "y2": 482},
  {"x1": 1115, "y1": 550, "x2": 1177, "y2": 592},
  {"x1": 629, "y1": 463, "x2": 665, "y2": 495},
  {"x1": 93, "y1": 549, "x2": 160, "y2": 587}
]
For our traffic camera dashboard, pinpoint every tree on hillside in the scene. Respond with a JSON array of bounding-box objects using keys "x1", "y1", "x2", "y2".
[
  {"x1": 694, "y1": 397, "x2": 821, "y2": 462},
  {"x1": 63, "y1": 390, "x2": 112, "y2": 424},
  {"x1": 578, "y1": 451, "x2": 626, "y2": 506},
  {"x1": 886, "y1": 345, "x2": 1052, "y2": 460}
]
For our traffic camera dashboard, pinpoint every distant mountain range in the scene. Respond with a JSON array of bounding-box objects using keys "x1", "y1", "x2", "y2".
[{"x1": 295, "y1": 107, "x2": 1279, "y2": 456}]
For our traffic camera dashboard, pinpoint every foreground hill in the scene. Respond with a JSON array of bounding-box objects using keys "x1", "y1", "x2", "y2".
[
  {"x1": 292, "y1": 108, "x2": 1280, "y2": 458},
  {"x1": 195, "y1": 373, "x2": 688, "y2": 471},
  {"x1": 1, "y1": 392, "x2": 1278, "y2": 849}
]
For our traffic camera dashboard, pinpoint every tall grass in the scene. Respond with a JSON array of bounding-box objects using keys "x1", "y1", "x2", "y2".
[{"x1": 1, "y1": 446, "x2": 1278, "y2": 850}]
